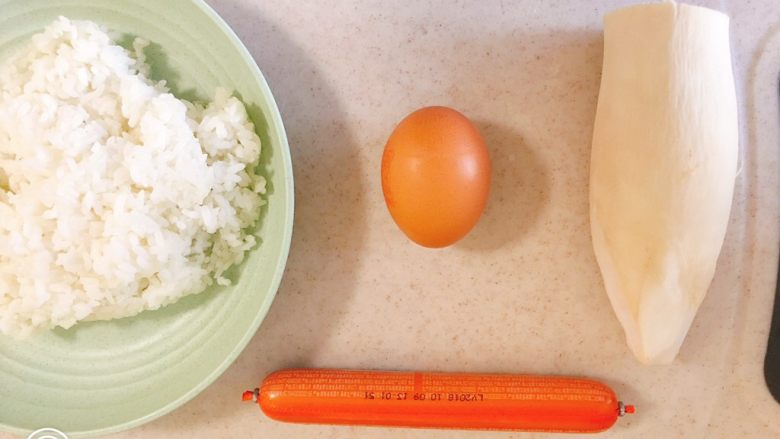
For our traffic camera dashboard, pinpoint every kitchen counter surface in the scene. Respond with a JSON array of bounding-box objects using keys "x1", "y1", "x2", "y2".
[{"x1": 7, "y1": 0, "x2": 780, "y2": 438}]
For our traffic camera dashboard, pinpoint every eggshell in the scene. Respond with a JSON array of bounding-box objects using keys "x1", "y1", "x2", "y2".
[{"x1": 381, "y1": 106, "x2": 491, "y2": 248}]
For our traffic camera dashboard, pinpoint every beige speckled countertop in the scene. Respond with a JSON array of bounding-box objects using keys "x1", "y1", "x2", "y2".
[{"x1": 7, "y1": 0, "x2": 779, "y2": 438}]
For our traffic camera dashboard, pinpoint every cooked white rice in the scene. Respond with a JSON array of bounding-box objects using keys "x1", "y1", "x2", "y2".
[{"x1": 0, "y1": 17, "x2": 265, "y2": 337}]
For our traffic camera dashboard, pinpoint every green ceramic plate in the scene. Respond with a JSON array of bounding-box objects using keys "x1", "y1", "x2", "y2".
[{"x1": 0, "y1": 0, "x2": 293, "y2": 437}]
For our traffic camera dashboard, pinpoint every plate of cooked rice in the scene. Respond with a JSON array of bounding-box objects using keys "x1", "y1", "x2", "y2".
[{"x1": 0, "y1": 0, "x2": 293, "y2": 436}]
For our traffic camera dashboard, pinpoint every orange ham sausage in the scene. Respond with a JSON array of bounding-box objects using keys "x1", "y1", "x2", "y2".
[{"x1": 246, "y1": 369, "x2": 634, "y2": 433}]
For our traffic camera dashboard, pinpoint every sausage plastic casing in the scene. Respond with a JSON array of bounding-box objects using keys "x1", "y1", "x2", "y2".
[{"x1": 257, "y1": 369, "x2": 625, "y2": 433}]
